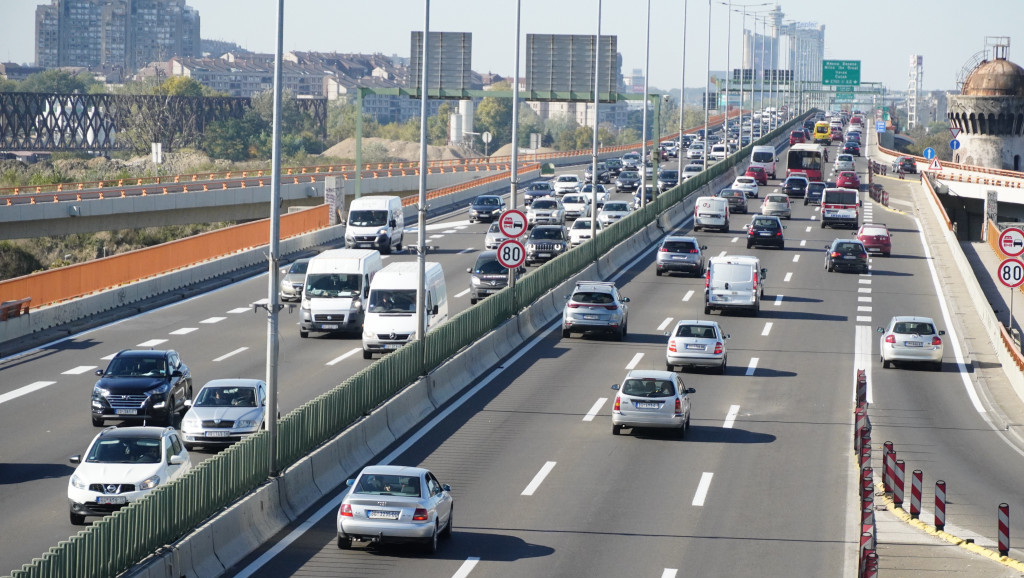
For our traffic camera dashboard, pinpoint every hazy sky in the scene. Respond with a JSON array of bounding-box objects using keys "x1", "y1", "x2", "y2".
[{"x1": 1, "y1": 0, "x2": 1018, "y2": 92}]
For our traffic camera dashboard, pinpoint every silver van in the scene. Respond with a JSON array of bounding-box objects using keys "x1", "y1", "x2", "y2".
[{"x1": 704, "y1": 256, "x2": 767, "y2": 316}]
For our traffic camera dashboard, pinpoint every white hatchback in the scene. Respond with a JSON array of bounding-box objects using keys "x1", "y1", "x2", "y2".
[
  {"x1": 878, "y1": 316, "x2": 945, "y2": 371},
  {"x1": 731, "y1": 176, "x2": 760, "y2": 198},
  {"x1": 834, "y1": 154, "x2": 856, "y2": 172}
]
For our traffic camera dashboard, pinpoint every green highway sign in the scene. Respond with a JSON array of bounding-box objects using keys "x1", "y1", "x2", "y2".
[{"x1": 822, "y1": 60, "x2": 861, "y2": 86}]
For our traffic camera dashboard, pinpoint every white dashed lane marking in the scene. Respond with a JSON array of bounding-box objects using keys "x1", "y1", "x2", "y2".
[
  {"x1": 625, "y1": 353, "x2": 644, "y2": 370},
  {"x1": 683, "y1": 290, "x2": 694, "y2": 302},
  {"x1": 774, "y1": 295, "x2": 783, "y2": 306},
  {"x1": 170, "y1": 328, "x2": 197, "y2": 335},
  {"x1": 746, "y1": 358, "x2": 759, "y2": 376},
  {"x1": 784, "y1": 272, "x2": 793, "y2": 282},
  {"x1": 228, "y1": 307, "x2": 249, "y2": 314},
  {"x1": 858, "y1": 288, "x2": 871, "y2": 293},
  {"x1": 761, "y1": 322, "x2": 773, "y2": 336},
  {"x1": 62, "y1": 366, "x2": 96, "y2": 375},
  {"x1": 723, "y1": 405, "x2": 740, "y2": 428},
  {"x1": 657, "y1": 317, "x2": 674, "y2": 331},
  {"x1": 858, "y1": 306, "x2": 872, "y2": 312},
  {"x1": 213, "y1": 347, "x2": 248, "y2": 362},
  {"x1": 522, "y1": 461, "x2": 557, "y2": 496},
  {"x1": 859, "y1": 296, "x2": 872, "y2": 303},
  {"x1": 692, "y1": 472, "x2": 714, "y2": 506},
  {"x1": 792, "y1": 255, "x2": 800, "y2": 263},
  {"x1": 583, "y1": 398, "x2": 607, "y2": 422},
  {"x1": 799, "y1": 239, "x2": 807, "y2": 247},
  {"x1": 137, "y1": 339, "x2": 167, "y2": 347},
  {"x1": 326, "y1": 348, "x2": 361, "y2": 366},
  {"x1": 0, "y1": 382, "x2": 56, "y2": 405},
  {"x1": 452, "y1": 558, "x2": 480, "y2": 578},
  {"x1": 455, "y1": 288, "x2": 471, "y2": 298},
  {"x1": 201, "y1": 317, "x2": 226, "y2": 324}
]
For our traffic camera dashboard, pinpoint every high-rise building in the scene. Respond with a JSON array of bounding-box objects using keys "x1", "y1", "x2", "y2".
[
  {"x1": 34, "y1": 0, "x2": 200, "y2": 72},
  {"x1": 781, "y1": 21, "x2": 825, "y2": 87}
]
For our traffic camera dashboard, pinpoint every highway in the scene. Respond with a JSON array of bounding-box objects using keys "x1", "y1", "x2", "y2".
[{"x1": 5, "y1": 141, "x2": 1024, "y2": 576}]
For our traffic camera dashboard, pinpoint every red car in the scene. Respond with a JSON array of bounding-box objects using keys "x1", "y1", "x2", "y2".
[
  {"x1": 857, "y1": 223, "x2": 892, "y2": 257},
  {"x1": 836, "y1": 170, "x2": 860, "y2": 190},
  {"x1": 830, "y1": 127, "x2": 844, "y2": 142},
  {"x1": 744, "y1": 165, "x2": 768, "y2": 186},
  {"x1": 789, "y1": 130, "x2": 806, "y2": 145}
]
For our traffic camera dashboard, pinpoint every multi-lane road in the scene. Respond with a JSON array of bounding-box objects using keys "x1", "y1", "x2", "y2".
[{"x1": 3, "y1": 142, "x2": 1024, "y2": 576}]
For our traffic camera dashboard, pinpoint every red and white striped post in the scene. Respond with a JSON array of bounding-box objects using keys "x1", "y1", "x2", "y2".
[
  {"x1": 935, "y1": 480, "x2": 947, "y2": 531},
  {"x1": 855, "y1": 407, "x2": 867, "y2": 452},
  {"x1": 861, "y1": 467, "x2": 874, "y2": 503},
  {"x1": 863, "y1": 552, "x2": 879, "y2": 578},
  {"x1": 893, "y1": 459, "x2": 906, "y2": 509},
  {"x1": 999, "y1": 503, "x2": 1010, "y2": 557},
  {"x1": 856, "y1": 369, "x2": 867, "y2": 407},
  {"x1": 883, "y1": 442, "x2": 895, "y2": 494},
  {"x1": 910, "y1": 469, "x2": 923, "y2": 519},
  {"x1": 862, "y1": 502, "x2": 875, "y2": 529},
  {"x1": 859, "y1": 531, "x2": 875, "y2": 575},
  {"x1": 860, "y1": 443, "x2": 871, "y2": 473}
]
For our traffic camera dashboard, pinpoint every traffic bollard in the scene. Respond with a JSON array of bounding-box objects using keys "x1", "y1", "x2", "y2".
[
  {"x1": 935, "y1": 480, "x2": 947, "y2": 531},
  {"x1": 910, "y1": 469, "x2": 923, "y2": 519},
  {"x1": 883, "y1": 442, "x2": 895, "y2": 494},
  {"x1": 864, "y1": 552, "x2": 879, "y2": 577},
  {"x1": 855, "y1": 408, "x2": 866, "y2": 452},
  {"x1": 860, "y1": 443, "x2": 871, "y2": 473},
  {"x1": 856, "y1": 369, "x2": 867, "y2": 406},
  {"x1": 999, "y1": 503, "x2": 1010, "y2": 557},
  {"x1": 893, "y1": 459, "x2": 906, "y2": 509},
  {"x1": 861, "y1": 467, "x2": 874, "y2": 502}
]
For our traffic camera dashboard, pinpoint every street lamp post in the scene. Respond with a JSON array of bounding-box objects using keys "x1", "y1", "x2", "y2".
[
  {"x1": 677, "y1": 0, "x2": 688, "y2": 178},
  {"x1": 702, "y1": 0, "x2": 711, "y2": 170},
  {"x1": 640, "y1": 0, "x2": 651, "y2": 206},
  {"x1": 591, "y1": 0, "x2": 602, "y2": 241},
  {"x1": 415, "y1": 0, "x2": 430, "y2": 348}
]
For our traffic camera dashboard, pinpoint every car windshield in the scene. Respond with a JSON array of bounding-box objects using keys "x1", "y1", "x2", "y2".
[
  {"x1": 533, "y1": 200, "x2": 557, "y2": 210},
  {"x1": 473, "y1": 258, "x2": 507, "y2": 275},
  {"x1": 604, "y1": 202, "x2": 630, "y2": 212},
  {"x1": 572, "y1": 219, "x2": 597, "y2": 230},
  {"x1": 735, "y1": 178, "x2": 755, "y2": 185},
  {"x1": 684, "y1": 166, "x2": 702, "y2": 173},
  {"x1": 304, "y1": 273, "x2": 361, "y2": 298},
  {"x1": 475, "y1": 197, "x2": 500, "y2": 206},
  {"x1": 619, "y1": 171, "x2": 639, "y2": 179},
  {"x1": 348, "y1": 210, "x2": 388, "y2": 227},
  {"x1": 87, "y1": 436, "x2": 162, "y2": 464},
  {"x1": 195, "y1": 386, "x2": 257, "y2": 407},
  {"x1": 676, "y1": 324, "x2": 716, "y2": 338},
  {"x1": 622, "y1": 378, "x2": 676, "y2": 397},
  {"x1": 368, "y1": 289, "x2": 417, "y2": 313},
  {"x1": 287, "y1": 260, "x2": 309, "y2": 275},
  {"x1": 785, "y1": 179, "x2": 807, "y2": 187},
  {"x1": 808, "y1": 183, "x2": 826, "y2": 193},
  {"x1": 663, "y1": 240, "x2": 697, "y2": 253},
  {"x1": 530, "y1": 228, "x2": 565, "y2": 240},
  {"x1": 838, "y1": 155, "x2": 853, "y2": 162},
  {"x1": 563, "y1": 196, "x2": 582, "y2": 204},
  {"x1": 892, "y1": 322, "x2": 936, "y2": 335},
  {"x1": 487, "y1": 222, "x2": 500, "y2": 233},
  {"x1": 353, "y1": 474, "x2": 422, "y2": 497},
  {"x1": 527, "y1": 183, "x2": 551, "y2": 191},
  {"x1": 556, "y1": 176, "x2": 577, "y2": 183},
  {"x1": 105, "y1": 356, "x2": 167, "y2": 377},
  {"x1": 660, "y1": 170, "x2": 678, "y2": 179}
]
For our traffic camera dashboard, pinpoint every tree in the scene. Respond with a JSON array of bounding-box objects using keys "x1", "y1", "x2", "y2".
[
  {"x1": 545, "y1": 113, "x2": 579, "y2": 151},
  {"x1": 516, "y1": 104, "x2": 544, "y2": 149},
  {"x1": 326, "y1": 101, "x2": 379, "y2": 143},
  {"x1": 202, "y1": 110, "x2": 268, "y2": 161},
  {"x1": 17, "y1": 69, "x2": 101, "y2": 94},
  {"x1": 156, "y1": 76, "x2": 204, "y2": 97},
  {"x1": 475, "y1": 81, "x2": 514, "y2": 151}
]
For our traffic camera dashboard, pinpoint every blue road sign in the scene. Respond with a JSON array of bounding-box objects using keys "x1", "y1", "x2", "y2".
[
  {"x1": 875, "y1": 121, "x2": 886, "y2": 133},
  {"x1": 923, "y1": 147, "x2": 936, "y2": 160},
  {"x1": 950, "y1": 139, "x2": 961, "y2": 150}
]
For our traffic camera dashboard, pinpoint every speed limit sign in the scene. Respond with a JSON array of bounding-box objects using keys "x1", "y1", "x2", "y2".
[
  {"x1": 997, "y1": 258, "x2": 1024, "y2": 288},
  {"x1": 496, "y1": 239, "x2": 526, "y2": 268}
]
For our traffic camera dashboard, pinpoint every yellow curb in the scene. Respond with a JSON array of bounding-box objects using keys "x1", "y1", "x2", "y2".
[{"x1": 870, "y1": 481, "x2": 1024, "y2": 571}]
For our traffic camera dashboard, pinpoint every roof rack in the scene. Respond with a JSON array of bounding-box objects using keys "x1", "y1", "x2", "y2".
[{"x1": 575, "y1": 280, "x2": 615, "y2": 288}]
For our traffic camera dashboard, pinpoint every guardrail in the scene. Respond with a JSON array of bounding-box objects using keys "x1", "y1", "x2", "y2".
[
  {"x1": 876, "y1": 143, "x2": 1024, "y2": 183},
  {"x1": 0, "y1": 297, "x2": 30, "y2": 320},
  {"x1": 4, "y1": 111, "x2": 804, "y2": 578}
]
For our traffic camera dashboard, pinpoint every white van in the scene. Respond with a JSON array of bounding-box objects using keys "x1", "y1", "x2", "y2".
[
  {"x1": 749, "y1": 145, "x2": 778, "y2": 179},
  {"x1": 299, "y1": 249, "x2": 383, "y2": 338},
  {"x1": 362, "y1": 261, "x2": 448, "y2": 359},
  {"x1": 345, "y1": 195, "x2": 405, "y2": 254},
  {"x1": 693, "y1": 196, "x2": 730, "y2": 232},
  {"x1": 704, "y1": 255, "x2": 768, "y2": 316}
]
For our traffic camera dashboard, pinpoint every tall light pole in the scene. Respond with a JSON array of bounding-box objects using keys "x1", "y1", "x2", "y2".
[
  {"x1": 640, "y1": 0, "x2": 651, "y2": 206},
  {"x1": 677, "y1": 0, "x2": 688, "y2": 178},
  {"x1": 415, "y1": 0, "x2": 430, "y2": 347},
  {"x1": 265, "y1": 0, "x2": 285, "y2": 478},
  {"x1": 722, "y1": 1, "x2": 732, "y2": 151},
  {"x1": 590, "y1": 0, "x2": 602, "y2": 240},
  {"x1": 508, "y1": 0, "x2": 521, "y2": 293},
  {"x1": 758, "y1": 15, "x2": 766, "y2": 126},
  {"x1": 769, "y1": 14, "x2": 776, "y2": 130},
  {"x1": 702, "y1": 0, "x2": 712, "y2": 170}
]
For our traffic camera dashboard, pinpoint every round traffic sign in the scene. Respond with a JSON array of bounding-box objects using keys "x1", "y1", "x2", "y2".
[
  {"x1": 496, "y1": 239, "x2": 526, "y2": 269},
  {"x1": 998, "y1": 258, "x2": 1024, "y2": 288},
  {"x1": 482, "y1": 131, "x2": 493, "y2": 144},
  {"x1": 498, "y1": 209, "x2": 528, "y2": 238},
  {"x1": 949, "y1": 139, "x2": 961, "y2": 150},
  {"x1": 923, "y1": 147, "x2": 936, "y2": 160},
  {"x1": 998, "y1": 227, "x2": 1024, "y2": 257}
]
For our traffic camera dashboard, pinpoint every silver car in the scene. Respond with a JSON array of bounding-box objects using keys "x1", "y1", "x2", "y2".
[
  {"x1": 655, "y1": 236, "x2": 706, "y2": 277},
  {"x1": 666, "y1": 320, "x2": 729, "y2": 373},
  {"x1": 484, "y1": 222, "x2": 507, "y2": 250},
  {"x1": 279, "y1": 257, "x2": 310, "y2": 302},
  {"x1": 878, "y1": 316, "x2": 945, "y2": 371},
  {"x1": 611, "y1": 370, "x2": 694, "y2": 437},
  {"x1": 761, "y1": 193, "x2": 792, "y2": 219},
  {"x1": 598, "y1": 201, "x2": 632, "y2": 226},
  {"x1": 561, "y1": 193, "x2": 592, "y2": 220},
  {"x1": 561, "y1": 280, "x2": 629, "y2": 340},
  {"x1": 180, "y1": 379, "x2": 267, "y2": 450},
  {"x1": 526, "y1": 197, "x2": 565, "y2": 227},
  {"x1": 337, "y1": 465, "x2": 454, "y2": 553},
  {"x1": 553, "y1": 174, "x2": 581, "y2": 195}
]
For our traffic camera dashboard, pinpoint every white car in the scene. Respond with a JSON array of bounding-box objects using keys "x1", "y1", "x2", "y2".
[
  {"x1": 687, "y1": 142, "x2": 706, "y2": 160},
  {"x1": 180, "y1": 379, "x2": 268, "y2": 451},
  {"x1": 834, "y1": 154, "x2": 856, "y2": 173},
  {"x1": 666, "y1": 320, "x2": 729, "y2": 373},
  {"x1": 598, "y1": 201, "x2": 632, "y2": 226},
  {"x1": 878, "y1": 316, "x2": 945, "y2": 371},
  {"x1": 553, "y1": 174, "x2": 581, "y2": 195},
  {"x1": 561, "y1": 193, "x2": 592, "y2": 220},
  {"x1": 337, "y1": 465, "x2": 454, "y2": 553},
  {"x1": 731, "y1": 176, "x2": 760, "y2": 198},
  {"x1": 578, "y1": 184, "x2": 610, "y2": 207},
  {"x1": 681, "y1": 164, "x2": 704, "y2": 181},
  {"x1": 761, "y1": 193, "x2": 792, "y2": 219},
  {"x1": 68, "y1": 426, "x2": 192, "y2": 525},
  {"x1": 569, "y1": 218, "x2": 603, "y2": 246},
  {"x1": 526, "y1": 197, "x2": 565, "y2": 226},
  {"x1": 484, "y1": 221, "x2": 508, "y2": 250}
]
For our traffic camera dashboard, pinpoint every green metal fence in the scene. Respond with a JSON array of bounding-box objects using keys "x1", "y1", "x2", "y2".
[{"x1": 7, "y1": 113, "x2": 808, "y2": 578}]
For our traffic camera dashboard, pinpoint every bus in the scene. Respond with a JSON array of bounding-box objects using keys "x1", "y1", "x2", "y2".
[
  {"x1": 813, "y1": 121, "x2": 831, "y2": 144},
  {"x1": 787, "y1": 143, "x2": 825, "y2": 182}
]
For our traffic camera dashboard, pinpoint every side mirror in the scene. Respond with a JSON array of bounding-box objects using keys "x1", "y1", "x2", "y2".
[
  {"x1": 389, "y1": 219, "x2": 397, "y2": 228},
  {"x1": 95, "y1": 369, "x2": 104, "y2": 376},
  {"x1": 760, "y1": 267, "x2": 768, "y2": 277},
  {"x1": 686, "y1": 387, "x2": 697, "y2": 394},
  {"x1": 172, "y1": 370, "x2": 183, "y2": 377},
  {"x1": 364, "y1": 286, "x2": 370, "y2": 299},
  {"x1": 184, "y1": 399, "x2": 193, "y2": 408},
  {"x1": 939, "y1": 330, "x2": 946, "y2": 336},
  {"x1": 432, "y1": 305, "x2": 439, "y2": 315},
  {"x1": 610, "y1": 384, "x2": 620, "y2": 391},
  {"x1": 346, "y1": 479, "x2": 355, "y2": 487},
  {"x1": 701, "y1": 245, "x2": 708, "y2": 250},
  {"x1": 621, "y1": 297, "x2": 630, "y2": 303},
  {"x1": 442, "y1": 484, "x2": 452, "y2": 492},
  {"x1": 69, "y1": 455, "x2": 81, "y2": 465},
  {"x1": 724, "y1": 334, "x2": 731, "y2": 339},
  {"x1": 169, "y1": 455, "x2": 185, "y2": 465},
  {"x1": 876, "y1": 327, "x2": 885, "y2": 333},
  {"x1": 466, "y1": 267, "x2": 472, "y2": 274},
  {"x1": 743, "y1": 224, "x2": 750, "y2": 230}
]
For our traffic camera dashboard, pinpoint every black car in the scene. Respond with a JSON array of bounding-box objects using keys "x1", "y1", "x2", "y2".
[
  {"x1": 467, "y1": 251, "x2": 522, "y2": 304},
  {"x1": 657, "y1": 169, "x2": 679, "y2": 192},
  {"x1": 584, "y1": 163, "x2": 611, "y2": 184},
  {"x1": 525, "y1": 225, "x2": 569, "y2": 266},
  {"x1": 745, "y1": 215, "x2": 785, "y2": 249},
  {"x1": 782, "y1": 175, "x2": 809, "y2": 198},
  {"x1": 825, "y1": 239, "x2": 869, "y2": 273},
  {"x1": 804, "y1": 181, "x2": 826, "y2": 206},
  {"x1": 892, "y1": 156, "x2": 917, "y2": 174},
  {"x1": 521, "y1": 182, "x2": 555, "y2": 206},
  {"x1": 717, "y1": 188, "x2": 748, "y2": 214},
  {"x1": 468, "y1": 195, "x2": 506, "y2": 223},
  {"x1": 91, "y1": 350, "x2": 192, "y2": 426},
  {"x1": 842, "y1": 141, "x2": 861, "y2": 156},
  {"x1": 615, "y1": 170, "x2": 641, "y2": 192}
]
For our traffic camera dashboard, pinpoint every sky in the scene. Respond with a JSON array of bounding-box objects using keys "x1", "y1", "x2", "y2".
[{"x1": 0, "y1": 0, "x2": 1019, "y2": 93}]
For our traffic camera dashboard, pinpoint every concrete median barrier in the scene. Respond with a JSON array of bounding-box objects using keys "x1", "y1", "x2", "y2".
[
  {"x1": 279, "y1": 457, "x2": 323, "y2": 521},
  {"x1": 358, "y1": 404, "x2": 397, "y2": 456},
  {"x1": 384, "y1": 378, "x2": 438, "y2": 439},
  {"x1": 306, "y1": 430, "x2": 345, "y2": 496},
  {"x1": 425, "y1": 357, "x2": 470, "y2": 408}
]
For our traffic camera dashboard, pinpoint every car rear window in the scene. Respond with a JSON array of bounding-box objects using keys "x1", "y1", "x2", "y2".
[
  {"x1": 834, "y1": 242, "x2": 864, "y2": 254},
  {"x1": 572, "y1": 291, "x2": 615, "y2": 304},
  {"x1": 533, "y1": 200, "x2": 557, "y2": 209},
  {"x1": 676, "y1": 325, "x2": 716, "y2": 338},
  {"x1": 713, "y1": 263, "x2": 752, "y2": 282},
  {"x1": 663, "y1": 240, "x2": 697, "y2": 253},
  {"x1": 893, "y1": 322, "x2": 936, "y2": 335},
  {"x1": 766, "y1": 195, "x2": 787, "y2": 203},
  {"x1": 354, "y1": 474, "x2": 422, "y2": 497},
  {"x1": 861, "y1": 227, "x2": 887, "y2": 236},
  {"x1": 604, "y1": 202, "x2": 630, "y2": 212},
  {"x1": 824, "y1": 190, "x2": 858, "y2": 205},
  {"x1": 622, "y1": 378, "x2": 676, "y2": 397}
]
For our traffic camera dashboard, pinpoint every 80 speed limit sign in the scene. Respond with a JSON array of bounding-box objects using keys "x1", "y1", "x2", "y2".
[
  {"x1": 998, "y1": 258, "x2": 1024, "y2": 288},
  {"x1": 496, "y1": 239, "x2": 526, "y2": 269}
]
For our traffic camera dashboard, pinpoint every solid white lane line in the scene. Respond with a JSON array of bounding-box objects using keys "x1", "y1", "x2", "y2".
[
  {"x1": 857, "y1": 316, "x2": 872, "y2": 322},
  {"x1": 858, "y1": 296, "x2": 872, "y2": 303},
  {"x1": 625, "y1": 353, "x2": 644, "y2": 370},
  {"x1": 170, "y1": 327, "x2": 198, "y2": 335},
  {"x1": 682, "y1": 290, "x2": 694, "y2": 302},
  {"x1": 723, "y1": 405, "x2": 740, "y2": 429},
  {"x1": 137, "y1": 339, "x2": 167, "y2": 347},
  {"x1": 792, "y1": 255, "x2": 800, "y2": 263},
  {"x1": 784, "y1": 272, "x2": 793, "y2": 282},
  {"x1": 458, "y1": 247, "x2": 475, "y2": 254},
  {"x1": 799, "y1": 239, "x2": 807, "y2": 247},
  {"x1": 583, "y1": 398, "x2": 607, "y2": 422},
  {"x1": 455, "y1": 288, "x2": 471, "y2": 298},
  {"x1": 0, "y1": 381, "x2": 56, "y2": 405},
  {"x1": 774, "y1": 294, "x2": 783, "y2": 306},
  {"x1": 761, "y1": 322, "x2": 773, "y2": 336},
  {"x1": 200, "y1": 317, "x2": 226, "y2": 324},
  {"x1": 522, "y1": 461, "x2": 557, "y2": 496},
  {"x1": 855, "y1": 325, "x2": 874, "y2": 404},
  {"x1": 62, "y1": 366, "x2": 96, "y2": 375},
  {"x1": 662, "y1": 570, "x2": 679, "y2": 578},
  {"x1": 858, "y1": 306, "x2": 872, "y2": 312},
  {"x1": 228, "y1": 307, "x2": 249, "y2": 314},
  {"x1": 657, "y1": 317, "x2": 674, "y2": 331},
  {"x1": 326, "y1": 348, "x2": 362, "y2": 366},
  {"x1": 746, "y1": 358, "x2": 759, "y2": 376},
  {"x1": 692, "y1": 472, "x2": 714, "y2": 506},
  {"x1": 213, "y1": 347, "x2": 247, "y2": 362},
  {"x1": 452, "y1": 558, "x2": 481, "y2": 578}
]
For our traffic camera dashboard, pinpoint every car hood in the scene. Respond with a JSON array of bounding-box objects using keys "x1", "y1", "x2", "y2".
[
  {"x1": 95, "y1": 376, "x2": 170, "y2": 394},
  {"x1": 73, "y1": 461, "x2": 162, "y2": 486},
  {"x1": 185, "y1": 405, "x2": 264, "y2": 424},
  {"x1": 306, "y1": 296, "x2": 357, "y2": 312},
  {"x1": 366, "y1": 314, "x2": 417, "y2": 335}
]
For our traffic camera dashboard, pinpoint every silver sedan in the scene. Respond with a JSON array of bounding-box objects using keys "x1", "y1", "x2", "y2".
[
  {"x1": 665, "y1": 320, "x2": 729, "y2": 373},
  {"x1": 611, "y1": 370, "x2": 694, "y2": 437},
  {"x1": 337, "y1": 465, "x2": 454, "y2": 553}
]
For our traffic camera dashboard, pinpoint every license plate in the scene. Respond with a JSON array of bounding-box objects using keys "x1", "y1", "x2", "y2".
[
  {"x1": 368, "y1": 510, "x2": 400, "y2": 520},
  {"x1": 672, "y1": 255, "x2": 686, "y2": 260},
  {"x1": 584, "y1": 314, "x2": 599, "y2": 320},
  {"x1": 538, "y1": 253, "x2": 550, "y2": 258},
  {"x1": 685, "y1": 344, "x2": 706, "y2": 350},
  {"x1": 384, "y1": 344, "x2": 402, "y2": 350},
  {"x1": 115, "y1": 409, "x2": 137, "y2": 415},
  {"x1": 206, "y1": 431, "x2": 230, "y2": 437},
  {"x1": 97, "y1": 496, "x2": 127, "y2": 505},
  {"x1": 866, "y1": 248, "x2": 880, "y2": 252},
  {"x1": 635, "y1": 402, "x2": 660, "y2": 409},
  {"x1": 904, "y1": 341, "x2": 922, "y2": 347},
  {"x1": 843, "y1": 256, "x2": 856, "y2": 259},
  {"x1": 759, "y1": 231, "x2": 771, "y2": 236}
]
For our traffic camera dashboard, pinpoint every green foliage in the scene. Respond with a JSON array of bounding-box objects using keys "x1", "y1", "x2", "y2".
[
  {"x1": 156, "y1": 76, "x2": 205, "y2": 97},
  {"x1": 903, "y1": 121, "x2": 954, "y2": 161},
  {"x1": 517, "y1": 104, "x2": 544, "y2": 148},
  {"x1": 0, "y1": 241, "x2": 43, "y2": 279},
  {"x1": 427, "y1": 102, "x2": 453, "y2": 146},
  {"x1": 376, "y1": 118, "x2": 420, "y2": 142},
  {"x1": 0, "y1": 77, "x2": 18, "y2": 92},
  {"x1": 202, "y1": 111, "x2": 269, "y2": 161},
  {"x1": 572, "y1": 126, "x2": 594, "y2": 150},
  {"x1": 617, "y1": 127, "x2": 640, "y2": 146},
  {"x1": 327, "y1": 101, "x2": 379, "y2": 142},
  {"x1": 15, "y1": 69, "x2": 103, "y2": 94},
  {"x1": 475, "y1": 82, "x2": 514, "y2": 151}
]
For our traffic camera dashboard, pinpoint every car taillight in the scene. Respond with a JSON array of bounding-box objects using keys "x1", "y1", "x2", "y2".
[
  {"x1": 714, "y1": 342, "x2": 724, "y2": 354},
  {"x1": 885, "y1": 335, "x2": 895, "y2": 344},
  {"x1": 705, "y1": 270, "x2": 710, "y2": 288},
  {"x1": 831, "y1": 251, "x2": 841, "y2": 258},
  {"x1": 668, "y1": 341, "x2": 678, "y2": 352},
  {"x1": 339, "y1": 504, "x2": 353, "y2": 517},
  {"x1": 660, "y1": 247, "x2": 669, "y2": 252},
  {"x1": 776, "y1": 230, "x2": 782, "y2": 236},
  {"x1": 567, "y1": 303, "x2": 580, "y2": 308},
  {"x1": 932, "y1": 336, "x2": 942, "y2": 346},
  {"x1": 604, "y1": 304, "x2": 618, "y2": 311},
  {"x1": 613, "y1": 396, "x2": 621, "y2": 411},
  {"x1": 674, "y1": 398, "x2": 682, "y2": 413},
  {"x1": 859, "y1": 253, "x2": 868, "y2": 260},
  {"x1": 690, "y1": 249, "x2": 699, "y2": 253},
  {"x1": 748, "y1": 229, "x2": 755, "y2": 236},
  {"x1": 413, "y1": 508, "x2": 429, "y2": 521},
  {"x1": 753, "y1": 272, "x2": 759, "y2": 290}
]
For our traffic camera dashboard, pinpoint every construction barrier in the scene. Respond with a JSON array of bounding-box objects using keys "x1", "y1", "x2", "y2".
[
  {"x1": 893, "y1": 459, "x2": 906, "y2": 508},
  {"x1": 935, "y1": 480, "x2": 947, "y2": 531},
  {"x1": 1000, "y1": 503, "x2": 1010, "y2": 557},
  {"x1": 883, "y1": 442, "x2": 895, "y2": 494},
  {"x1": 910, "y1": 470, "x2": 923, "y2": 519}
]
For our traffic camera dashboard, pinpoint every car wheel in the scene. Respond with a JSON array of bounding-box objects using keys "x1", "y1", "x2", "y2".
[
  {"x1": 337, "y1": 535, "x2": 352, "y2": 549},
  {"x1": 667, "y1": 363, "x2": 675, "y2": 371},
  {"x1": 883, "y1": 252, "x2": 890, "y2": 257},
  {"x1": 656, "y1": 268, "x2": 662, "y2": 276},
  {"x1": 396, "y1": 241, "x2": 402, "y2": 252},
  {"x1": 562, "y1": 328, "x2": 571, "y2": 338},
  {"x1": 184, "y1": 442, "x2": 195, "y2": 452},
  {"x1": 362, "y1": 350, "x2": 372, "y2": 360},
  {"x1": 425, "y1": 522, "x2": 440, "y2": 554},
  {"x1": 719, "y1": 358, "x2": 727, "y2": 375},
  {"x1": 820, "y1": 222, "x2": 826, "y2": 229},
  {"x1": 92, "y1": 416, "x2": 104, "y2": 427},
  {"x1": 704, "y1": 305, "x2": 711, "y2": 315},
  {"x1": 442, "y1": 508, "x2": 453, "y2": 538},
  {"x1": 616, "y1": 325, "x2": 626, "y2": 341},
  {"x1": 746, "y1": 242, "x2": 752, "y2": 249},
  {"x1": 612, "y1": 424, "x2": 622, "y2": 436},
  {"x1": 677, "y1": 423, "x2": 687, "y2": 439},
  {"x1": 165, "y1": 397, "x2": 177, "y2": 426},
  {"x1": 299, "y1": 329, "x2": 308, "y2": 338},
  {"x1": 882, "y1": 356, "x2": 891, "y2": 369},
  {"x1": 827, "y1": 261, "x2": 834, "y2": 272},
  {"x1": 70, "y1": 511, "x2": 86, "y2": 526},
  {"x1": 470, "y1": 298, "x2": 477, "y2": 305}
]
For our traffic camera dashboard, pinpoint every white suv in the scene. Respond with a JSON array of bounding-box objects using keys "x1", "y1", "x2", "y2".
[
  {"x1": 553, "y1": 174, "x2": 581, "y2": 195},
  {"x1": 68, "y1": 426, "x2": 191, "y2": 525}
]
